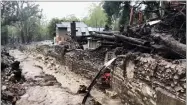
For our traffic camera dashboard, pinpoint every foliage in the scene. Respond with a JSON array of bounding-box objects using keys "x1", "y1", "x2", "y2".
[
  {"x1": 1, "y1": 1, "x2": 45, "y2": 44},
  {"x1": 119, "y1": 1, "x2": 131, "y2": 26},
  {"x1": 14, "y1": 2, "x2": 42, "y2": 43},
  {"x1": 47, "y1": 3, "x2": 108, "y2": 38},
  {"x1": 47, "y1": 18, "x2": 61, "y2": 38},
  {"x1": 102, "y1": 1, "x2": 161, "y2": 30},
  {"x1": 102, "y1": 1, "x2": 122, "y2": 26},
  {"x1": 1, "y1": 1, "x2": 19, "y2": 26},
  {"x1": 143, "y1": 1, "x2": 160, "y2": 19},
  {"x1": 62, "y1": 14, "x2": 80, "y2": 22},
  {"x1": 47, "y1": 14, "x2": 81, "y2": 38},
  {"x1": 1, "y1": 1, "x2": 19, "y2": 44},
  {"x1": 82, "y1": 3, "x2": 107, "y2": 27}
]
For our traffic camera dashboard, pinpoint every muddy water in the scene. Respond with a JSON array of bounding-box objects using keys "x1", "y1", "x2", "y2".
[{"x1": 9, "y1": 49, "x2": 123, "y2": 105}]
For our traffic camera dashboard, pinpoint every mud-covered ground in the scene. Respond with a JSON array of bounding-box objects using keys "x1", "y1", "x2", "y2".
[{"x1": 1, "y1": 47, "x2": 123, "y2": 105}]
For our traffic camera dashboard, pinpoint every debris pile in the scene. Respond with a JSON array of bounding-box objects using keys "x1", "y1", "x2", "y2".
[
  {"x1": 155, "y1": 2, "x2": 186, "y2": 44},
  {"x1": 65, "y1": 47, "x2": 108, "y2": 70},
  {"x1": 88, "y1": 2, "x2": 186, "y2": 60},
  {"x1": 1, "y1": 48, "x2": 26, "y2": 105}
]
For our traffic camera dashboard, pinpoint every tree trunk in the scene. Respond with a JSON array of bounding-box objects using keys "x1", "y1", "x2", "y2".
[
  {"x1": 91, "y1": 34, "x2": 115, "y2": 41},
  {"x1": 94, "y1": 31, "x2": 115, "y2": 35},
  {"x1": 151, "y1": 33, "x2": 186, "y2": 57},
  {"x1": 114, "y1": 34, "x2": 149, "y2": 45},
  {"x1": 20, "y1": 30, "x2": 25, "y2": 44}
]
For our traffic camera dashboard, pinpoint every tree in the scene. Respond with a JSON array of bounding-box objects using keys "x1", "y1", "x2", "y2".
[
  {"x1": 14, "y1": 1, "x2": 42, "y2": 43},
  {"x1": 1, "y1": 1, "x2": 46, "y2": 44},
  {"x1": 1, "y1": 1, "x2": 20, "y2": 45},
  {"x1": 119, "y1": 1, "x2": 131, "y2": 26},
  {"x1": 47, "y1": 18, "x2": 61, "y2": 38},
  {"x1": 63, "y1": 14, "x2": 80, "y2": 22},
  {"x1": 102, "y1": 1, "x2": 162, "y2": 30},
  {"x1": 143, "y1": 1, "x2": 160, "y2": 19},
  {"x1": 82, "y1": 17, "x2": 89, "y2": 25},
  {"x1": 1, "y1": 1, "x2": 20, "y2": 26},
  {"x1": 47, "y1": 14, "x2": 80, "y2": 38},
  {"x1": 83, "y1": 3, "x2": 107, "y2": 28},
  {"x1": 103, "y1": 1, "x2": 122, "y2": 26}
]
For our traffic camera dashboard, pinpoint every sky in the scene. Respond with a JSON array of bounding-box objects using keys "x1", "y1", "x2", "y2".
[{"x1": 37, "y1": 2, "x2": 100, "y2": 21}]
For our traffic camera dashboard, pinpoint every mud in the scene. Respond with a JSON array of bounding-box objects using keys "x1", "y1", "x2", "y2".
[
  {"x1": 1, "y1": 48, "x2": 26, "y2": 105},
  {"x1": 3, "y1": 49, "x2": 123, "y2": 105},
  {"x1": 15, "y1": 43, "x2": 186, "y2": 105},
  {"x1": 111, "y1": 53, "x2": 186, "y2": 105}
]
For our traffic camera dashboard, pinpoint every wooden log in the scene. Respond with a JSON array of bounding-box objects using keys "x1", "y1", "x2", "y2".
[
  {"x1": 94, "y1": 31, "x2": 114, "y2": 35},
  {"x1": 151, "y1": 44, "x2": 185, "y2": 59},
  {"x1": 114, "y1": 34, "x2": 149, "y2": 45},
  {"x1": 150, "y1": 33, "x2": 186, "y2": 57},
  {"x1": 89, "y1": 33, "x2": 185, "y2": 59},
  {"x1": 91, "y1": 34, "x2": 150, "y2": 46},
  {"x1": 90, "y1": 33, "x2": 152, "y2": 47},
  {"x1": 91, "y1": 34, "x2": 115, "y2": 41}
]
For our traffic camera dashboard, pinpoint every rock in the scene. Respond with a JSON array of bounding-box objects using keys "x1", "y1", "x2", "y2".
[
  {"x1": 182, "y1": 83, "x2": 186, "y2": 89},
  {"x1": 56, "y1": 65, "x2": 60, "y2": 69},
  {"x1": 166, "y1": 69, "x2": 171, "y2": 73},
  {"x1": 180, "y1": 89, "x2": 185, "y2": 93},
  {"x1": 106, "y1": 90, "x2": 118, "y2": 99},
  {"x1": 36, "y1": 56, "x2": 42, "y2": 60},
  {"x1": 142, "y1": 85, "x2": 154, "y2": 97},
  {"x1": 2, "y1": 85, "x2": 7, "y2": 90},
  {"x1": 13, "y1": 70, "x2": 22, "y2": 81},
  {"x1": 8, "y1": 74, "x2": 15, "y2": 81},
  {"x1": 11, "y1": 61, "x2": 20, "y2": 70},
  {"x1": 170, "y1": 65, "x2": 176, "y2": 69},
  {"x1": 21, "y1": 94, "x2": 29, "y2": 98},
  {"x1": 44, "y1": 61, "x2": 48, "y2": 64},
  {"x1": 1, "y1": 62, "x2": 8, "y2": 71},
  {"x1": 47, "y1": 63, "x2": 51, "y2": 68},
  {"x1": 77, "y1": 85, "x2": 87, "y2": 94},
  {"x1": 174, "y1": 75, "x2": 179, "y2": 80},
  {"x1": 174, "y1": 86, "x2": 183, "y2": 92},
  {"x1": 174, "y1": 81, "x2": 178, "y2": 85},
  {"x1": 171, "y1": 83, "x2": 175, "y2": 87},
  {"x1": 12, "y1": 97, "x2": 17, "y2": 105},
  {"x1": 2, "y1": 91, "x2": 14, "y2": 101}
]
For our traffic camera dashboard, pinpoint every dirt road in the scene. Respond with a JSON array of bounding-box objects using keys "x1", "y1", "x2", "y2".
[{"x1": 9, "y1": 49, "x2": 123, "y2": 105}]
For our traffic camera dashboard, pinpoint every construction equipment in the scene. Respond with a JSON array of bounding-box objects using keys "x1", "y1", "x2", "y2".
[{"x1": 129, "y1": 6, "x2": 143, "y2": 26}]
